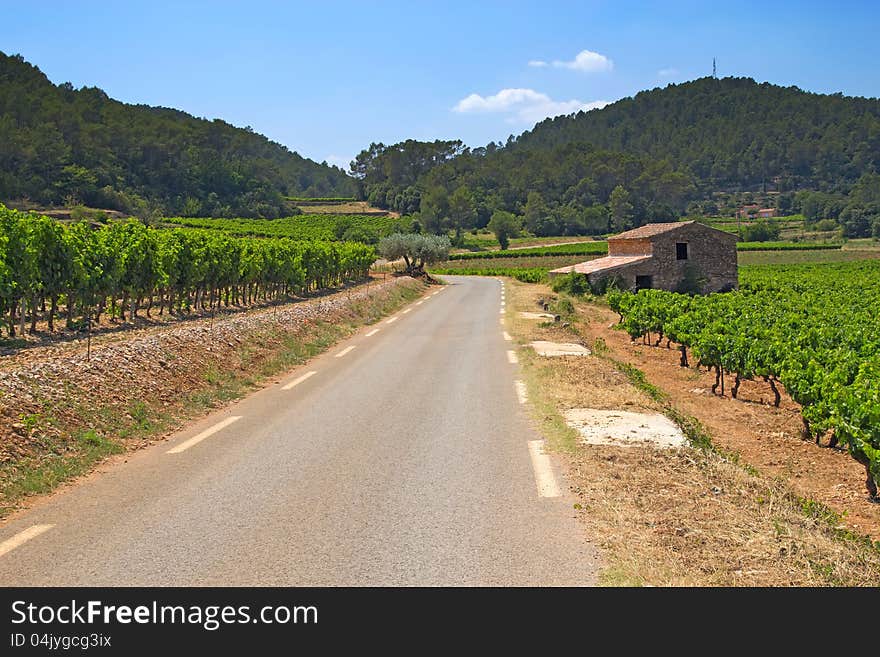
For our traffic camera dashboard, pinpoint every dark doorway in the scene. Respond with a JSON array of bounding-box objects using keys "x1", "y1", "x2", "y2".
[
  {"x1": 676, "y1": 242, "x2": 689, "y2": 260},
  {"x1": 635, "y1": 275, "x2": 653, "y2": 291}
]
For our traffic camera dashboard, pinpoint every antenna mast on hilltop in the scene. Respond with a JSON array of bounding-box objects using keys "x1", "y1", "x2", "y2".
[{"x1": 713, "y1": 57, "x2": 717, "y2": 79}]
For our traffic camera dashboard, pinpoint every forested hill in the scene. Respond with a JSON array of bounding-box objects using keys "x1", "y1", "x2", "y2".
[
  {"x1": 514, "y1": 76, "x2": 880, "y2": 192},
  {"x1": 0, "y1": 52, "x2": 355, "y2": 218}
]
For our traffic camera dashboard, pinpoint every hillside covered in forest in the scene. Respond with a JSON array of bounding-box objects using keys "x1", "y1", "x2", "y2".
[
  {"x1": 515, "y1": 76, "x2": 880, "y2": 193},
  {"x1": 355, "y1": 77, "x2": 880, "y2": 237},
  {"x1": 0, "y1": 52, "x2": 355, "y2": 218}
]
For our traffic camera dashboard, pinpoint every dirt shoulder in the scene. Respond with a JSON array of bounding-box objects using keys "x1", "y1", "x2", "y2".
[
  {"x1": 0, "y1": 276, "x2": 425, "y2": 517},
  {"x1": 504, "y1": 278, "x2": 880, "y2": 586}
]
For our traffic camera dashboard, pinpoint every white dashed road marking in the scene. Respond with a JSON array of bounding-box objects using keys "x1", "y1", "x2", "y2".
[
  {"x1": 167, "y1": 416, "x2": 242, "y2": 454},
  {"x1": 507, "y1": 350, "x2": 519, "y2": 364},
  {"x1": 335, "y1": 345, "x2": 356, "y2": 358},
  {"x1": 386, "y1": 316, "x2": 399, "y2": 324},
  {"x1": 514, "y1": 380, "x2": 528, "y2": 404},
  {"x1": 528, "y1": 441, "x2": 561, "y2": 498},
  {"x1": 365, "y1": 328, "x2": 380, "y2": 337},
  {"x1": 0, "y1": 525, "x2": 54, "y2": 559},
  {"x1": 503, "y1": 331, "x2": 512, "y2": 341},
  {"x1": 281, "y1": 370, "x2": 317, "y2": 390},
  {"x1": 402, "y1": 308, "x2": 412, "y2": 314}
]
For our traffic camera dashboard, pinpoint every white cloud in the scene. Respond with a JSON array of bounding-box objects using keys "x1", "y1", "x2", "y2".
[
  {"x1": 453, "y1": 88, "x2": 609, "y2": 124},
  {"x1": 658, "y1": 67, "x2": 680, "y2": 78},
  {"x1": 551, "y1": 49, "x2": 613, "y2": 73},
  {"x1": 323, "y1": 154, "x2": 353, "y2": 170},
  {"x1": 528, "y1": 59, "x2": 548, "y2": 68}
]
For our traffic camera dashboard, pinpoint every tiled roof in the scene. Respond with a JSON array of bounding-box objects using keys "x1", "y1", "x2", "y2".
[
  {"x1": 608, "y1": 222, "x2": 694, "y2": 240},
  {"x1": 549, "y1": 255, "x2": 652, "y2": 275}
]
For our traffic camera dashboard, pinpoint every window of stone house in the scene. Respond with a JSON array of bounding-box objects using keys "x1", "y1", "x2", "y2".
[{"x1": 676, "y1": 242, "x2": 688, "y2": 260}]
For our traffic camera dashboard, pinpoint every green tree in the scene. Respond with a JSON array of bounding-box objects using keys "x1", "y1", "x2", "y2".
[
  {"x1": 448, "y1": 186, "x2": 476, "y2": 244},
  {"x1": 609, "y1": 185, "x2": 634, "y2": 233},
  {"x1": 420, "y1": 186, "x2": 450, "y2": 234},
  {"x1": 487, "y1": 210, "x2": 521, "y2": 250},
  {"x1": 523, "y1": 191, "x2": 550, "y2": 235},
  {"x1": 378, "y1": 233, "x2": 450, "y2": 275}
]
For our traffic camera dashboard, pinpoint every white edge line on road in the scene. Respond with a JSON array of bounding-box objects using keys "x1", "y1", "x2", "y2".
[
  {"x1": 503, "y1": 331, "x2": 513, "y2": 341},
  {"x1": 415, "y1": 300, "x2": 424, "y2": 305},
  {"x1": 281, "y1": 370, "x2": 317, "y2": 390},
  {"x1": 528, "y1": 440, "x2": 561, "y2": 498},
  {"x1": 0, "y1": 524, "x2": 54, "y2": 559},
  {"x1": 335, "y1": 345, "x2": 356, "y2": 358},
  {"x1": 402, "y1": 308, "x2": 412, "y2": 314},
  {"x1": 386, "y1": 316, "x2": 399, "y2": 324},
  {"x1": 515, "y1": 380, "x2": 528, "y2": 404},
  {"x1": 499, "y1": 309, "x2": 505, "y2": 315},
  {"x1": 499, "y1": 317, "x2": 505, "y2": 326},
  {"x1": 507, "y1": 350, "x2": 519, "y2": 364},
  {"x1": 167, "y1": 416, "x2": 242, "y2": 454},
  {"x1": 365, "y1": 328, "x2": 380, "y2": 337}
]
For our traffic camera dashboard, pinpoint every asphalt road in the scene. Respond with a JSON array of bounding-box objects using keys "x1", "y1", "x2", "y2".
[{"x1": 0, "y1": 276, "x2": 598, "y2": 586}]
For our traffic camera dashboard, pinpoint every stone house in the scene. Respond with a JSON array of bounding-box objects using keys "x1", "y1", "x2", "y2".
[{"x1": 549, "y1": 222, "x2": 738, "y2": 294}]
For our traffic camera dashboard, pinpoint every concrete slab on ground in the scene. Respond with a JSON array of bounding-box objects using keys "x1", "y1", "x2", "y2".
[
  {"x1": 563, "y1": 408, "x2": 685, "y2": 448},
  {"x1": 518, "y1": 312, "x2": 557, "y2": 321},
  {"x1": 530, "y1": 341, "x2": 591, "y2": 357}
]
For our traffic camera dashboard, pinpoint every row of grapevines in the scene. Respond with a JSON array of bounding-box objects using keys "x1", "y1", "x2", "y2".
[
  {"x1": 607, "y1": 261, "x2": 880, "y2": 499},
  {"x1": 429, "y1": 267, "x2": 547, "y2": 283},
  {"x1": 164, "y1": 214, "x2": 411, "y2": 241},
  {"x1": 446, "y1": 241, "x2": 842, "y2": 262},
  {"x1": 0, "y1": 205, "x2": 375, "y2": 336},
  {"x1": 447, "y1": 242, "x2": 608, "y2": 260}
]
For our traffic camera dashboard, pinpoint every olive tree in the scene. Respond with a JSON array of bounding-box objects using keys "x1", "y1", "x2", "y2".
[{"x1": 378, "y1": 233, "x2": 450, "y2": 275}]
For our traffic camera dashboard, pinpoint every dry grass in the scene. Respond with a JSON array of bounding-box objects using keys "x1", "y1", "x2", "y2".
[{"x1": 504, "y1": 278, "x2": 880, "y2": 586}]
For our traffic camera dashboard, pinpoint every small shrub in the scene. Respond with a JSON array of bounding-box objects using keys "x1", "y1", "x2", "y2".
[
  {"x1": 552, "y1": 298, "x2": 575, "y2": 317},
  {"x1": 551, "y1": 272, "x2": 590, "y2": 296}
]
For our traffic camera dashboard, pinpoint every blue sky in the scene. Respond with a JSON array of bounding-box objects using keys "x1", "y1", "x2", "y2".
[{"x1": 3, "y1": 1, "x2": 879, "y2": 170}]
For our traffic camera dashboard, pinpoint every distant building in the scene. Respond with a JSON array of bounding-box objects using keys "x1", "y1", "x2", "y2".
[
  {"x1": 549, "y1": 221, "x2": 738, "y2": 294},
  {"x1": 736, "y1": 205, "x2": 776, "y2": 219}
]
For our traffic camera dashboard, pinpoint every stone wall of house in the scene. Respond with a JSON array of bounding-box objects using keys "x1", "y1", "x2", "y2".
[
  {"x1": 607, "y1": 237, "x2": 652, "y2": 256},
  {"x1": 590, "y1": 224, "x2": 738, "y2": 294}
]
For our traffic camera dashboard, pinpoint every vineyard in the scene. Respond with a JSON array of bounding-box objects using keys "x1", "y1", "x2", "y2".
[
  {"x1": 0, "y1": 205, "x2": 375, "y2": 337},
  {"x1": 164, "y1": 214, "x2": 410, "y2": 241},
  {"x1": 448, "y1": 242, "x2": 608, "y2": 260},
  {"x1": 735, "y1": 241, "x2": 842, "y2": 251},
  {"x1": 448, "y1": 240, "x2": 841, "y2": 261},
  {"x1": 607, "y1": 261, "x2": 880, "y2": 498}
]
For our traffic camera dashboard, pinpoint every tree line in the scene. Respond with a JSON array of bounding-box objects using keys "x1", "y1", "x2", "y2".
[
  {"x1": 0, "y1": 205, "x2": 375, "y2": 337},
  {"x1": 354, "y1": 139, "x2": 696, "y2": 242}
]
